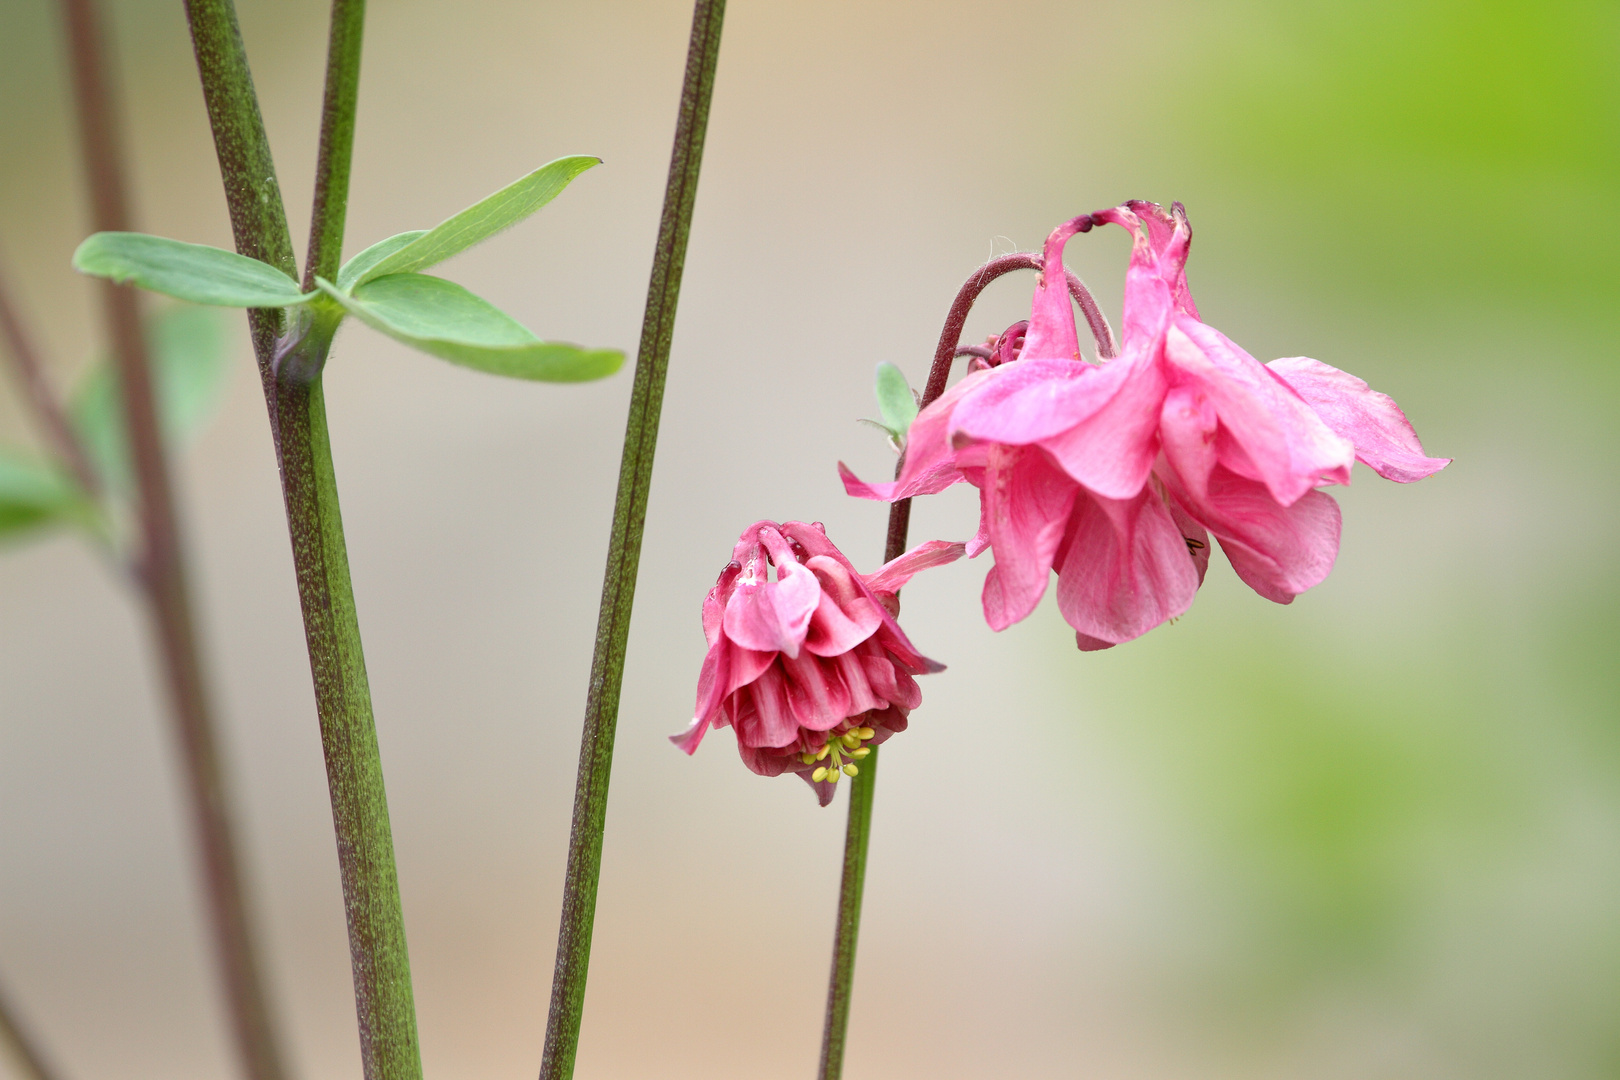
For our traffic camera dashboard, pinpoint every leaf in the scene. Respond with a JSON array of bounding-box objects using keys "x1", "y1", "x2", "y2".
[
  {"x1": 73, "y1": 232, "x2": 314, "y2": 308},
  {"x1": 0, "y1": 452, "x2": 89, "y2": 539},
  {"x1": 71, "y1": 305, "x2": 238, "y2": 490},
  {"x1": 336, "y1": 230, "x2": 427, "y2": 291},
  {"x1": 349, "y1": 156, "x2": 601, "y2": 287},
  {"x1": 316, "y1": 274, "x2": 623, "y2": 383},
  {"x1": 874, "y1": 362, "x2": 919, "y2": 441}
]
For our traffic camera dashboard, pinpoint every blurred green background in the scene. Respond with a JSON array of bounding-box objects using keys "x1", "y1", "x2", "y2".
[{"x1": 0, "y1": 1, "x2": 1614, "y2": 1078}]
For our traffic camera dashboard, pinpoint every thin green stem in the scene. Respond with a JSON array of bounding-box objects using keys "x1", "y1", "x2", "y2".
[
  {"x1": 302, "y1": 0, "x2": 364, "y2": 292},
  {"x1": 816, "y1": 744, "x2": 877, "y2": 1080},
  {"x1": 181, "y1": 3, "x2": 420, "y2": 1079},
  {"x1": 59, "y1": 6, "x2": 289, "y2": 1080},
  {"x1": 816, "y1": 249, "x2": 1115, "y2": 1078},
  {"x1": 537, "y1": 3, "x2": 726, "y2": 1077}
]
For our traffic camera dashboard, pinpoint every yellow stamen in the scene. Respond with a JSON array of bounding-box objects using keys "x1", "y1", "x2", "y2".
[
  {"x1": 851, "y1": 747, "x2": 871, "y2": 759},
  {"x1": 841, "y1": 732, "x2": 861, "y2": 749},
  {"x1": 843, "y1": 763, "x2": 858, "y2": 777},
  {"x1": 811, "y1": 766, "x2": 828, "y2": 782},
  {"x1": 816, "y1": 744, "x2": 830, "y2": 761},
  {"x1": 800, "y1": 752, "x2": 816, "y2": 765},
  {"x1": 856, "y1": 727, "x2": 875, "y2": 739},
  {"x1": 827, "y1": 769, "x2": 840, "y2": 783}
]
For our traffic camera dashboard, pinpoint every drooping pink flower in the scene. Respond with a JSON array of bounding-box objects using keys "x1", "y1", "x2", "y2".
[
  {"x1": 841, "y1": 203, "x2": 1448, "y2": 650},
  {"x1": 672, "y1": 520, "x2": 962, "y2": 805}
]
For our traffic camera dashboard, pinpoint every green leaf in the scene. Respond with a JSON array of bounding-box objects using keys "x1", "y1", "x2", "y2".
[
  {"x1": 316, "y1": 274, "x2": 623, "y2": 383},
  {"x1": 349, "y1": 156, "x2": 601, "y2": 287},
  {"x1": 0, "y1": 452, "x2": 89, "y2": 539},
  {"x1": 874, "y1": 362, "x2": 919, "y2": 441},
  {"x1": 336, "y1": 230, "x2": 426, "y2": 291},
  {"x1": 71, "y1": 305, "x2": 237, "y2": 490},
  {"x1": 73, "y1": 232, "x2": 314, "y2": 308}
]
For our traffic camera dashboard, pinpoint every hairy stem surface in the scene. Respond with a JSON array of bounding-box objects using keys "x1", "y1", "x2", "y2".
[
  {"x1": 537, "y1": 3, "x2": 726, "y2": 1078},
  {"x1": 60, "y1": 6, "x2": 290, "y2": 1080},
  {"x1": 182, "y1": 2, "x2": 420, "y2": 1078},
  {"x1": 818, "y1": 250, "x2": 1116, "y2": 1079}
]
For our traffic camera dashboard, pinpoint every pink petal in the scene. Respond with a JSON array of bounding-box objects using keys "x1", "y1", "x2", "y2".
[
  {"x1": 977, "y1": 444, "x2": 1079, "y2": 630},
  {"x1": 1020, "y1": 215, "x2": 1091, "y2": 363},
  {"x1": 947, "y1": 359, "x2": 1094, "y2": 445},
  {"x1": 735, "y1": 669, "x2": 801, "y2": 749},
  {"x1": 1166, "y1": 465, "x2": 1342, "y2": 603},
  {"x1": 803, "y1": 557, "x2": 884, "y2": 657},
  {"x1": 862, "y1": 539, "x2": 967, "y2": 594},
  {"x1": 781, "y1": 651, "x2": 853, "y2": 731},
  {"x1": 1033, "y1": 344, "x2": 1167, "y2": 500},
  {"x1": 1052, "y1": 486, "x2": 1200, "y2": 646},
  {"x1": 835, "y1": 650, "x2": 883, "y2": 715},
  {"x1": 838, "y1": 367, "x2": 993, "y2": 502},
  {"x1": 1164, "y1": 319, "x2": 1354, "y2": 505},
  {"x1": 1266, "y1": 356, "x2": 1451, "y2": 483},
  {"x1": 721, "y1": 528, "x2": 820, "y2": 658}
]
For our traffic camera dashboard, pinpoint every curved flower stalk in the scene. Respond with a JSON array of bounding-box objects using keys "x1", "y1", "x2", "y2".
[
  {"x1": 672, "y1": 521, "x2": 962, "y2": 805},
  {"x1": 843, "y1": 203, "x2": 1449, "y2": 650}
]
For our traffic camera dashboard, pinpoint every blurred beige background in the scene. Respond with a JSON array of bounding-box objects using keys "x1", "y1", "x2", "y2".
[{"x1": 0, "y1": 0, "x2": 1615, "y2": 1078}]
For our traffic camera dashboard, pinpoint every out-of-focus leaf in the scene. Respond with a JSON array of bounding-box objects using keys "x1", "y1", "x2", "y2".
[
  {"x1": 874, "y1": 361, "x2": 919, "y2": 442},
  {"x1": 336, "y1": 230, "x2": 426, "y2": 291},
  {"x1": 0, "y1": 452, "x2": 91, "y2": 539},
  {"x1": 349, "y1": 156, "x2": 600, "y2": 287},
  {"x1": 71, "y1": 305, "x2": 237, "y2": 490},
  {"x1": 72, "y1": 232, "x2": 314, "y2": 308},
  {"x1": 316, "y1": 274, "x2": 623, "y2": 383}
]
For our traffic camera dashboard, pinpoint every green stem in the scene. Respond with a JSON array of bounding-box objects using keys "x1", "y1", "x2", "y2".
[
  {"x1": 816, "y1": 251, "x2": 1084, "y2": 1078},
  {"x1": 181, "y1": 3, "x2": 421, "y2": 1080},
  {"x1": 817, "y1": 744, "x2": 877, "y2": 1080},
  {"x1": 537, "y1": 3, "x2": 726, "y2": 1077},
  {"x1": 59, "y1": 5, "x2": 290, "y2": 1080},
  {"x1": 302, "y1": 0, "x2": 364, "y2": 292}
]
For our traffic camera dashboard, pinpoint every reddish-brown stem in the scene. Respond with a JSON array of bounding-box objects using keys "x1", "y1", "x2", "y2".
[
  {"x1": 0, "y1": 258, "x2": 99, "y2": 495},
  {"x1": 820, "y1": 245, "x2": 1116, "y2": 1080},
  {"x1": 58, "y1": 5, "x2": 290, "y2": 1080}
]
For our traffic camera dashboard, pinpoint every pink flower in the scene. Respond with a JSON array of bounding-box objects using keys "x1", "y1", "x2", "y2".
[
  {"x1": 842, "y1": 203, "x2": 1448, "y2": 650},
  {"x1": 672, "y1": 520, "x2": 962, "y2": 805}
]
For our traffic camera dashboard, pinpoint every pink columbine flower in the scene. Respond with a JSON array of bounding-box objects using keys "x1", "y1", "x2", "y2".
[
  {"x1": 672, "y1": 520, "x2": 963, "y2": 805},
  {"x1": 842, "y1": 203, "x2": 1448, "y2": 650}
]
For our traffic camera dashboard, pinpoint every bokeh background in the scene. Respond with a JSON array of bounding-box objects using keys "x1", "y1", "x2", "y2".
[{"x1": 1, "y1": 0, "x2": 1615, "y2": 1077}]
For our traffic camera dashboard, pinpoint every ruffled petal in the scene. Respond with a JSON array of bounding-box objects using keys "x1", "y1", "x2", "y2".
[
  {"x1": 1033, "y1": 343, "x2": 1166, "y2": 499},
  {"x1": 978, "y1": 444, "x2": 1080, "y2": 630},
  {"x1": 1052, "y1": 486, "x2": 1200, "y2": 646},
  {"x1": 721, "y1": 528, "x2": 821, "y2": 658},
  {"x1": 735, "y1": 668, "x2": 801, "y2": 749},
  {"x1": 781, "y1": 651, "x2": 853, "y2": 731},
  {"x1": 1165, "y1": 465, "x2": 1342, "y2": 603},
  {"x1": 1266, "y1": 356, "x2": 1451, "y2": 483},
  {"x1": 1164, "y1": 319, "x2": 1354, "y2": 505},
  {"x1": 862, "y1": 539, "x2": 967, "y2": 594},
  {"x1": 801, "y1": 555, "x2": 883, "y2": 656}
]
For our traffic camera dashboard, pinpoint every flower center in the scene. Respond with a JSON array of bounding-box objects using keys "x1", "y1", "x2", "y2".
[{"x1": 798, "y1": 723, "x2": 876, "y2": 784}]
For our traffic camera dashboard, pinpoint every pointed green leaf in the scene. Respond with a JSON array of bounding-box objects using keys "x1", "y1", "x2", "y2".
[
  {"x1": 71, "y1": 305, "x2": 237, "y2": 490},
  {"x1": 0, "y1": 452, "x2": 89, "y2": 539},
  {"x1": 874, "y1": 362, "x2": 919, "y2": 440},
  {"x1": 316, "y1": 274, "x2": 623, "y2": 383},
  {"x1": 336, "y1": 230, "x2": 427, "y2": 291},
  {"x1": 351, "y1": 156, "x2": 601, "y2": 287},
  {"x1": 73, "y1": 232, "x2": 314, "y2": 308}
]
